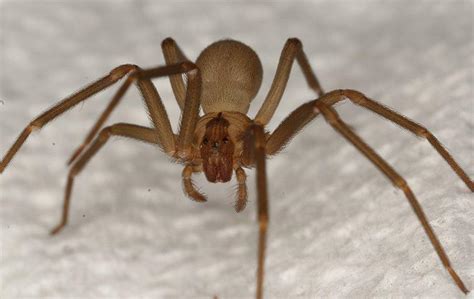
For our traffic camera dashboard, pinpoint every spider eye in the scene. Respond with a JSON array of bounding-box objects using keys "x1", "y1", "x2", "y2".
[
  {"x1": 203, "y1": 138, "x2": 209, "y2": 145},
  {"x1": 222, "y1": 137, "x2": 229, "y2": 144}
]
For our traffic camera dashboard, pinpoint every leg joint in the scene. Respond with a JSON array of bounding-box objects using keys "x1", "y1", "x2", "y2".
[
  {"x1": 287, "y1": 38, "x2": 302, "y2": 50},
  {"x1": 181, "y1": 61, "x2": 200, "y2": 77},
  {"x1": 417, "y1": 127, "x2": 431, "y2": 138},
  {"x1": 249, "y1": 124, "x2": 267, "y2": 150},
  {"x1": 393, "y1": 176, "x2": 408, "y2": 191},
  {"x1": 69, "y1": 166, "x2": 79, "y2": 177},
  {"x1": 282, "y1": 38, "x2": 302, "y2": 58},
  {"x1": 342, "y1": 89, "x2": 367, "y2": 105},
  {"x1": 109, "y1": 64, "x2": 139, "y2": 81},
  {"x1": 98, "y1": 127, "x2": 113, "y2": 141},
  {"x1": 28, "y1": 122, "x2": 42, "y2": 132},
  {"x1": 161, "y1": 37, "x2": 175, "y2": 49}
]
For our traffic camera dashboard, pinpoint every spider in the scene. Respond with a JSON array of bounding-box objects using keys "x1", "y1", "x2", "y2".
[{"x1": 1, "y1": 38, "x2": 472, "y2": 298}]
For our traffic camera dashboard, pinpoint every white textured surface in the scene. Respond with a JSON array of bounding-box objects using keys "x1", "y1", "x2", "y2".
[{"x1": 0, "y1": 1, "x2": 473, "y2": 298}]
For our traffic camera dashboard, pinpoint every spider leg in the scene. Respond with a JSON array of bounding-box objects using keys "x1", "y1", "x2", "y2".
[
  {"x1": 66, "y1": 71, "x2": 139, "y2": 165},
  {"x1": 244, "y1": 124, "x2": 269, "y2": 299},
  {"x1": 182, "y1": 164, "x2": 207, "y2": 202},
  {"x1": 68, "y1": 62, "x2": 201, "y2": 165},
  {"x1": 255, "y1": 38, "x2": 324, "y2": 125},
  {"x1": 234, "y1": 166, "x2": 248, "y2": 212},
  {"x1": 314, "y1": 101, "x2": 469, "y2": 294},
  {"x1": 0, "y1": 64, "x2": 136, "y2": 173},
  {"x1": 134, "y1": 63, "x2": 201, "y2": 157},
  {"x1": 266, "y1": 101, "x2": 318, "y2": 155},
  {"x1": 50, "y1": 123, "x2": 159, "y2": 235},
  {"x1": 161, "y1": 37, "x2": 190, "y2": 110},
  {"x1": 322, "y1": 89, "x2": 473, "y2": 191},
  {"x1": 267, "y1": 89, "x2": 472, "y2": 192}
]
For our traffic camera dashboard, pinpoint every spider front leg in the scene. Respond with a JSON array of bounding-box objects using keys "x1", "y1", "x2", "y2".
[
  {"x1": 321, "y1": 89, "x2": 473, "y2": 191},
  {"x1": 0, "y1": 64, "x2": 137, "y2": 173},
  {"x1": 267, "y1": 89, "x2": 473, "y2": 190},
  {"x1": 255, "y1": 38, "x2": 324, "y2": 126},
  {"x1": 264, "y1": 89, "x2": 471, "y2": 294},
  {"x1": 244, "y1": 124, "x2": 269, "y2": 299},
  {"x1": 67, "y1": 61, "x2": 201, "y2": 164},
  {"x1": 68, "y1": 38, "x2": 193, "y2": 164},
  {"x1": 51, "y1": 62, "x2": 202, "y2": 234}
]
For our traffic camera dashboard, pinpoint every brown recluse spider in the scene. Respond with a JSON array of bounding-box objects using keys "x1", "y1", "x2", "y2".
[{"x1": 1, "y1": 38, "x2": 472, "y2": 297}]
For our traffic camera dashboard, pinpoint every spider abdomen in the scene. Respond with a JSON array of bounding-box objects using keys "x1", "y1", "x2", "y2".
[{"x1": 196, "y1": 39, "x2": 263, "y2": 114}]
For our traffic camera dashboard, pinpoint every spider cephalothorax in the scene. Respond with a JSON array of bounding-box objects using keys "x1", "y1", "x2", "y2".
[{"x1": 1, "y1": 37, "x2": 471, "y2": 298}]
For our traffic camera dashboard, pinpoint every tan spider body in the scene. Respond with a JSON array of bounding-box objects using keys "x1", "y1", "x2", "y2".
[
  {"x1": 1, "y1": 38, "x2": 472, "y2": 298},
  {"x1": 177, "y1": 40, "x2": 263, "y2": 209},
  {"x1": 197, "y1": 40, "x2": 262, "y2": 115}
]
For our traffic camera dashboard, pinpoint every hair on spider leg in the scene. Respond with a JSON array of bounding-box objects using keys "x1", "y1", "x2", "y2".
[{"x1": 229, "y1": 178, "x2": 249, "y2": 213}]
